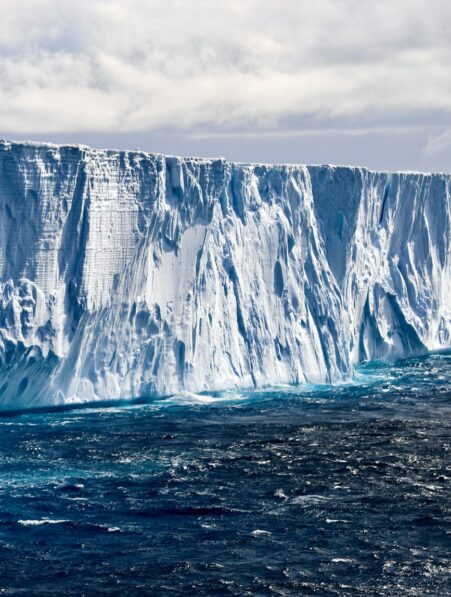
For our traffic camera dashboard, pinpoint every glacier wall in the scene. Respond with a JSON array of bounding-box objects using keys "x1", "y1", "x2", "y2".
[{"x1": 0, "y1": 140, "x2": 449, "y2": 408}]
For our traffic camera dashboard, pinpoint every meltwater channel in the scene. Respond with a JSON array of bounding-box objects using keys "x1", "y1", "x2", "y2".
[{"x1": 0, "y1": 352, "x2": 449, "y2": 596}]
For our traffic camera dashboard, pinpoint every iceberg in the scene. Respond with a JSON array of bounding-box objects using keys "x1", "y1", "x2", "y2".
[{"x1": 0, "y1": 140, "x2": 449, "y2": 408}]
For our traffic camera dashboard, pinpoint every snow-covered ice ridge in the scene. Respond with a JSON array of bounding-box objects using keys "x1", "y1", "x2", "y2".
[{"x1": 0, "y1": 139, "x2": 449, "y2": 408}]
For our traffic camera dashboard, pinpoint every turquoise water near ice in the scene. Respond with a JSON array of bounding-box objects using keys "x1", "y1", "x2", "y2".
[{"x1": 0, "y1": 353, "x2": 450, "y2": 595}]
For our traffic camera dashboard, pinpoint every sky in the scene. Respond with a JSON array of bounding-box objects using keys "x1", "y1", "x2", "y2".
[{"x1": 1, "y1": 0, "x2": 451, "y2": 171}]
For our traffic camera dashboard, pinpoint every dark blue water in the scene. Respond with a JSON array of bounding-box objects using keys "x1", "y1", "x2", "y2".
[{"x1": 0, "y1": 353, "x2": 450, "y2": 596}]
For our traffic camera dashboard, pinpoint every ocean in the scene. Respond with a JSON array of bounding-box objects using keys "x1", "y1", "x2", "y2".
[{"x1": 0, "y1": 352, "x2": 449, "y2": 595}]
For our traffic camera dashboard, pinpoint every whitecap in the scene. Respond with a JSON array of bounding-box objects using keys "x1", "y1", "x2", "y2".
[
  {"x1": 274, "y1": 489, "x2": 288, "y2": 499},
  {"x1": 251, "y1": 529, "x2": 272, "y2": 537},
  {"x1": 164, "y1": 390, "x2": 245, "y2": 406},
  {"x1": 291, "y1": 495, "x2": 331, "y2": 504},
  {"x1": 18, "y1": 519, "x2": 69, "y2": 526}
]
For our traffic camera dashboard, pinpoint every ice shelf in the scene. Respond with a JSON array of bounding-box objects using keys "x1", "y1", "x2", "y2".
[{"x1": 0, "y1": 140, "x2": 449, "y2": 408}]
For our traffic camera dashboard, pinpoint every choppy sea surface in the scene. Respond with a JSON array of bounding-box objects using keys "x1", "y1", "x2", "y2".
[{"x1": 0, "y1": 353, "x2": 450, "y2": 596}]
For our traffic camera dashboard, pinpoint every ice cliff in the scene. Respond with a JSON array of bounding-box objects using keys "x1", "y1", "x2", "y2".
[{"x1": 0, "y1": 140, "x2": 449, "y2": 408}]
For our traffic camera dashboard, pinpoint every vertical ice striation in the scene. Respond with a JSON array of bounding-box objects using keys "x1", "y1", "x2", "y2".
[{"x1": 0, "y1": 140, "x2": 449, "y2": 408}]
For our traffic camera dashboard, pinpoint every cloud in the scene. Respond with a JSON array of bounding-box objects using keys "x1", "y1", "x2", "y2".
[
  {"x1": 424, "y1": 129, "x2": 451, "y2": 154},
  {"x1": 1, "y1": 0, "x2": 451, "y2": 136}
]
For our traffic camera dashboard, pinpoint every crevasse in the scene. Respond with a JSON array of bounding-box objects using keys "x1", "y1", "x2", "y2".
[{"x1": 0, "y1": 140, "x2": 449, "y2": 408}]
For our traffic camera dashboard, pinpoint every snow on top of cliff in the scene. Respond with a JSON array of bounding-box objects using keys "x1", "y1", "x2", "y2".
[{"x1": 1, "y1": 138, "x2": 449, "y2": 177}]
